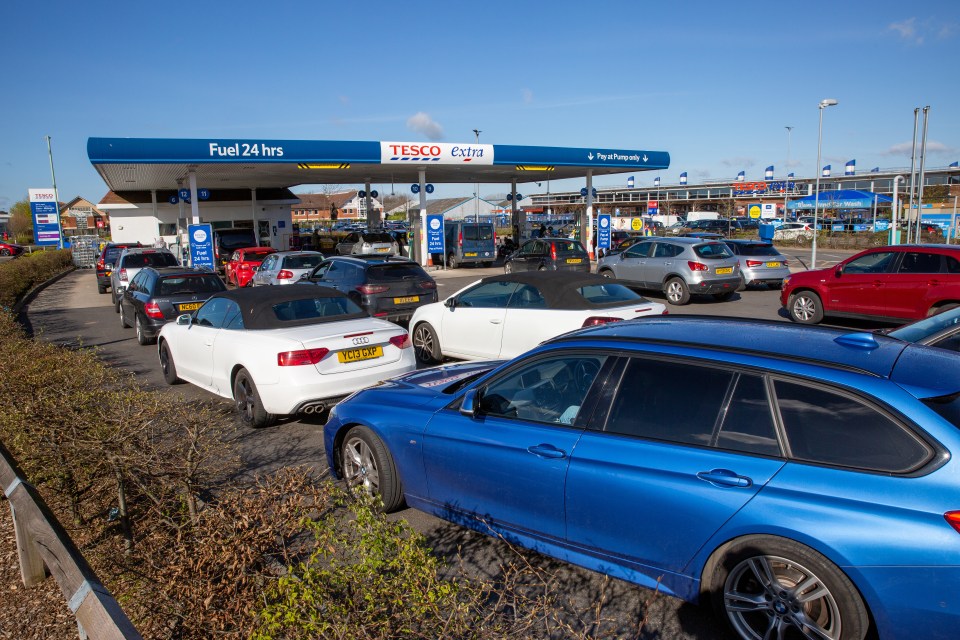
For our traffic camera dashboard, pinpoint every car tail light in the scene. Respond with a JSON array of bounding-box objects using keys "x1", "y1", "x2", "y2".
[
  {"x1": 277, "y1": 348, "x2": 330, "y2": 366},
  {"x1": 945, "y1": 512, "x2": 960, "y2": 534},
  {"x1": 97, "y1": 256, "x2": 105, "y2": 270},
  {"x1": 582, "y1": 316, "x2": 623, "y2": 327},
  {"x1": 119, "y1": 268, "x2": 128, "y2": 282},
  {"x1": 746, "y1": 260, "x2": 764, "y2": 267},
  {"x1": 551, "y1": 244, "x2": 558, "y2": 261},
  {"x1": 389, "y1": 333, "x2": 411, "y2": 349},
  {"x1": 688, "y1": 261, "x2": 708, "y2": 271},
  {"x1": 458, "y1": 231, "x2": 463, "y2": 246},
  {"x1": 277, "y1": 270, "x2": 294, "y2": 280},
  {"x1": 662, "y1": 309, "x2": 669, "y2": 315},
  {"x1": 144, "y1": 302, "x2": 164, "y2": 319},
  {"x1": 357, "y1": 284, "x2": 389, "y2": 294},
  {"x1": 418, "y1": 281, "x2": 437, "y2": 290}
]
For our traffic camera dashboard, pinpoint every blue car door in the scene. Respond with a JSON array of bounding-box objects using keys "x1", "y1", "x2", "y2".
[
  {"x1": 422, "y1": 352, "x2": 610, "y2": 543},
  {"x1": 565, "y1": 358, "x2": 786, "y2": 575}
]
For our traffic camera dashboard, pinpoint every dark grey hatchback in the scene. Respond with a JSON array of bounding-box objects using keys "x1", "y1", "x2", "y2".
[
  {"x1": 297, "y1": 255, "x2": 438, "y2": 324},
  {"x1": 504, "y1": 238, "x2": 590, "y2": 274},
  {"x1": 118, "y1": 267, "x2": 226, "y2": 345}
]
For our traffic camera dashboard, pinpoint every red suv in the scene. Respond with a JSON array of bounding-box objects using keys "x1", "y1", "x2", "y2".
[
  {"x1": 781, "y1": 244, "x2": 960, "y2": 324},
  {"x1": 224, "y1": 246, "x2": 276, "y2": 288}
]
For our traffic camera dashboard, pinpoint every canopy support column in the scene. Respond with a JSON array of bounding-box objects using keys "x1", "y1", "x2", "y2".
[
  {"x1": 511, "y1": 179, "x2": 520, "y2": 243},
  {"x1": 188, "y1": 171, "x2": 200, "y2": 224},
  {"x1": 364, "y1": 180, "x2": 376, "y2": 229},
  {"x1": 251, "y1": 188, "x2": 259, "y2": 247},
  {"x1": 585, "y1": 171, "x2": 594, "y2": 259},
  {"x1": 416, "y1": 169, "x2": 427, "y2": 267}
]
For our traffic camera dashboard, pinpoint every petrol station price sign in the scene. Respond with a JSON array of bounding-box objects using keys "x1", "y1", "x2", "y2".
[{"x1": 29, "y1": 188, "x2": 61, "y2": 246}]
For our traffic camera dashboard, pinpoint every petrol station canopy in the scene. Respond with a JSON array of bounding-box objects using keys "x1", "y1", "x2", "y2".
[{"x1": 87, "y1": 137, "x2": 670, "y2": 191}]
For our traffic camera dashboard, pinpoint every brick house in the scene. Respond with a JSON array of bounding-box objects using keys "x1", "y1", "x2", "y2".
[{"x1": 290, "y1": 191, "x2": 383, "y2": 225}]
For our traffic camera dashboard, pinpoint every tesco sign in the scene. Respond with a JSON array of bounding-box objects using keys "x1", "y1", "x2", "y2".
[{"x1": 381, "y1": 141, "x2": 494, "y2": 165}]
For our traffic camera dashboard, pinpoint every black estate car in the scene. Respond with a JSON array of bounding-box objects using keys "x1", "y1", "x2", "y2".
[{"x1": 118, "y1": 267, "x2": 226, "y2": 345}]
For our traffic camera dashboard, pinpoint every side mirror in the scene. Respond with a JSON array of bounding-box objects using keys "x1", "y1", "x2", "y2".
[
  {"x1": 299, "y1": 272, "x2": 307, "y2": 279},
  {"x1": 460, "y1": 388, "x2": 479, "y2": 417},
  {"x1": 176, "y1": 314, "x2": 192, "y2": 326},
  {"x1": 444, "y1": 297, "x2": 457, "y2": 309},
  {"x1": 835, "y1": 264, "x2": 844, "y2": 277}
]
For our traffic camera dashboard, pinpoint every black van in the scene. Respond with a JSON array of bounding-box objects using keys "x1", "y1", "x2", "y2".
[
  {"x1": 213, "y1": 228, "x2": 257, "y2": 272},
  {"x1": 442, "y1": 221, "x2": 496, "y2": 268}
]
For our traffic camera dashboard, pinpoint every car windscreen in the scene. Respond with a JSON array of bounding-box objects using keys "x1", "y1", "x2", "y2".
[
  {"x1": 244, "y1": 249, "x2": 274, "y2": 260},
  {"x1": 693, "y1": 243, "x2": 733, "y2": 259},
  {"x1": 362, "y1": 233, "x2": 394, "y2": 244},
  {"x1": 124, "y1": 252, "x2": 179, "y2": 268},
  {"x1": 156, "y1": 274, "x2": 225, "y2": 296},
  {"x1": 368, "y1": 263, "x2": 430, "y2": 281},
  {"x1": 552, "y1": 241, "x2": 587, "y2": 255},
  {"x1": 463, "y1": 225, "x2": 494, "y2": 241},
  {"x1": 889, "y1": 308, "x2": 960, "y2": 343},
  {"x1": 218, "y1": 232, "x2": 256, "y2": 250},
  {"x1": 272, "y1": 296, "x2": 364, "y2": 321},
  {"x1": 282, "y1": 254, "x2": 324, "y2": 269},
  {"x1": 577, "y1": 283, "x2": 643, "y2": 304},
  {"x1": 103, "y1": 247, "x2": 127, "y2": 264},
  {"x1": 734, "y1": 243, "x2": 780, "y2": 257}
]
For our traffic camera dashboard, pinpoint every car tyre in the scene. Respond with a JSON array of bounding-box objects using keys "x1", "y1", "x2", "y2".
[
  {"x1": 664, "y1": 277, "x2": 691, "y2": 305},
  {"x1": 119, "y1": 303, "x2": 131, "y2": 328},
  {"x1": 0, "y1": 248, "x2": 10, "y2": 256},
  {"x1": 504, "y1": 261, "x2": 514, "y2": 274},
  {"x1": 341, "y1": 425, "x2": 404, "y2": 512},
  {"x1": 707, "y1": 535, "x2": 868, "y2": 640},
  {"x1": 412, "y1": 322, "x2": 441, "y2": 364},
  {"x1": 233, "y1": 368, "x2": 276, "y2": 428},
  {"x1": 789, "y1": 291, "x2": 824, "y2": 324},
  {"x1": 135, "y1": 316, "x2": 153, "y2": 345},
  {"x1": 97, "y1": 283, "x2": 107, "y2": 294},
  {"x1": 599, "y1": 269, "x2": 614, "y2": 279},
  {"x1": 713, "y1": 291, "x2": 736, "y2": 302},
  {"x1": 447, "y1": 252, "x2": 459, "y2": 269},
  {"x1": 159, "y1": 342, "x2": 181, "y2": 385}
]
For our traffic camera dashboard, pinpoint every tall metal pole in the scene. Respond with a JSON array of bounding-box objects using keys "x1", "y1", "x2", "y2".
[
  {"x1": 784, "y1": 126, "x2": 793, "y2": 219},
  {"x1": 473, "y1": 129, "x2": 481, "y2": 222},
  {"x1": 915, "y1": 106, "x2": 930, "y2": 244},
  {"x1": 811, "y1": 99, "x2": 838, "y2": 271},
  {"x1": 44, "y1": 136, "x2": 64, "y2": 249},
  {"x1": 890, "y1": 175, "x2": 903, "y2": 245},
  {"x1": 906, "y1": 108, "x2": 920, "y2": 244}
]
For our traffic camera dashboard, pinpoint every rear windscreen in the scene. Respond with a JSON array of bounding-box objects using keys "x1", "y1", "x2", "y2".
[
  {"x1": 156, "y1": 275, "x2": 225, "y2": 296},
  {"x1": 368, "y1": 263, "x2": 430, "y2": 280},
  {"x1": 362, "y1": 233, "x2": 394, "y2": 243},
  {"x1": 218, "y1": 232, "x2": 257, "y2": 250},
  {"x1": 693, "y1": 243, "x2": 733, "y2": 259},
  {"x1": 244, "y1": 249, "x2": 274, "y2": 260},
  {"x1": 103, "y1": 248, "x2": 126, "y2": 263},
  {"x1": 124, "y1": 253, "x2": 179, "y2": 268},
  {"x1": 734, "y1": 244, "x2": 780, "y2": 257},
  {"x1": 463, "y1": 225, "x2": 494, "y2": 241},
  {"x1": 272, "y1": 297, "x2": 364, "y2": 321},
  {"x1": 282, "y1": 255, "x2": 324, "y2": 269},
  {"x1": 553, "y1": 240, "x2": 587, "y2": 255}
]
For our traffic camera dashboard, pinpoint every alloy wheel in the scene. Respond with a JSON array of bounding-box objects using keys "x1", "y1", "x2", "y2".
[{"x1": 342, "y1": 436, "x2": 380, "y2": 495}]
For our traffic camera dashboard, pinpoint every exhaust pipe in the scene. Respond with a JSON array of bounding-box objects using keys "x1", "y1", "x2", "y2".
[{"x1": 301, "y1": 402, "x2": 326, "y2": 415}]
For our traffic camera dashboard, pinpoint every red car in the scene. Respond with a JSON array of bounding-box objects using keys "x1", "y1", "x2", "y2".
[
  {"x1": 224, "y1": 246, "x2": 276, "y2": 288},
  {"x1": 781, "y1": 244, "x2": 960, "y2": 324},
  {"x1": 0, "y1": 241, "x2": 25, "y2": 257}
]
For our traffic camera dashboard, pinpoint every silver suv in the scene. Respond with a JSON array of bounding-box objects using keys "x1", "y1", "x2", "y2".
[
  {"x1": 596, "y1": 236, "x2": 740, "y2": 305},
  {"x1": 110, "y1": 247, "x2": 179, "y2": 311}
]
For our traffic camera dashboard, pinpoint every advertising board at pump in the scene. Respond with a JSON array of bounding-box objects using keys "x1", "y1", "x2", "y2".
[{"x1": 29, "y1": 188, "x2": 62, "y2": 246}]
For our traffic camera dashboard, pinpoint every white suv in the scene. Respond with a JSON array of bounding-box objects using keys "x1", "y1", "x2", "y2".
[{"x1": 110, "y1": 248, "x2": 179, "y2": 311}]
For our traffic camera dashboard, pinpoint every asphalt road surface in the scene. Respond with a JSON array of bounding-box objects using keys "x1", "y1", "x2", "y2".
[{"x1": 21, "y1": 253, "x2": 891, "y2": 640}]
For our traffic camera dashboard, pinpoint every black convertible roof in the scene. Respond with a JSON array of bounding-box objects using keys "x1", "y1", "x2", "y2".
[
  {"x1": 479, "y1": 271, "x2": 651, "y2": 310},
  {"x1": 208, "y1": 285, "x2": 366, "y2": 330}
]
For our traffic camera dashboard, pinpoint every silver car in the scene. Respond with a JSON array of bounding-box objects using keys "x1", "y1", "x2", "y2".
[
  {"x1": 723, "y1": 240, "x2": 791, "y2": 289},
  {"x1": 335, "y1": 231, "x2": 399, "y2": 256},
  {"x1": 110, "y1": 247, "x2": 179, "y2": 311},
  {"x1": 251, "y1": 250, "x2": 325, "y2": 286},
  {"x1": 596, "y1": 236, "x2": 740, "y2": 305}
]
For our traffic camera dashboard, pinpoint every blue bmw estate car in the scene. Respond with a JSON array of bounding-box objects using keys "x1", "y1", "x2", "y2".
[{"x1": 324, "y1": 316, "x2": 960, "y2": 640}]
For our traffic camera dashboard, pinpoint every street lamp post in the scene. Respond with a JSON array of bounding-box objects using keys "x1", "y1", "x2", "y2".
[
  {"x1": 473, "y1": 129, "x2": 481, "y2": 222},
  {"x1": 784, "y1": 126, "x2": 793, "y2": 219},
  {"x1": 811, "y1": 99, "x2": 838, "y2": 271}
]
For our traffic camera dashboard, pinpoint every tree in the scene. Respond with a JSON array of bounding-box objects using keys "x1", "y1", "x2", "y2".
[{"x1": 8, "y1": 199, "x2": 34, "y2": 243}]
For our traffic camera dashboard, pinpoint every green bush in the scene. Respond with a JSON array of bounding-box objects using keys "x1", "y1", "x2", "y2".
[{"x1": 0, "y1": 248, "x2": 72, "y2": 309}]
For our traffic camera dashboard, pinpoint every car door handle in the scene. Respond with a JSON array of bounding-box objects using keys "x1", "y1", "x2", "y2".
[
  {"x1": 873, "y1": 280, "x2": 884, "y2": 287},
  {"x1": 489, "y1": 319, "x2": 501, "y2": 324},
  {"x1": 928, "y1": 279, "x2": 940, "y2": 286},
  {"x1": 696, "y1": 469, "x2": 752, "y2": 488},
  {"x1": 527, "y1": 444, "x2": 566, "y2": 459}
]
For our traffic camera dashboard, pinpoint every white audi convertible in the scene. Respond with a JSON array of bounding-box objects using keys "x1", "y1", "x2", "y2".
[
  {"x1": 410, "y1": 271, "x2": 667, "y2": 364},
  {"x1": 157, "y1": 286, "x2": 416, "y2": 427}
]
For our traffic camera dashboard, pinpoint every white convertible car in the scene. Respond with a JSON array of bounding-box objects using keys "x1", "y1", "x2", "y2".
[
  {"x1": 157, "y1": 286, "x2": 416, "y2": 427},
  {"x1": 409, "y1": 271, "x2": 667, "y2": 363}
]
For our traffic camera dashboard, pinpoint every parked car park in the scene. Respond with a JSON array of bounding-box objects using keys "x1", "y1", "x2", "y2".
[
  {"x1": 0, "y1": 241, "x2": 25, "y2": 257},
  {"x1": 782, "y1": 244, "x2": 960, "y2": 324},
  {"x1": 110, "y1": 248, "x2": 179, "y2": 311},
  {"x1": 409, "y1": 271, "x2": 667, "y2": 363},
  {"x1": 884, "y1": 305, "x2": 960, "y2": 352},
  {"x1": 95, "y1": 242, "x2": 142, "y2": 293},
  {"x1": 601, "y1": 235, "x2": 645, "y2": 258},
  {"x1": 335, "y1": 231, "x2": 399, "y2": 256},
  {"x1": 683, "y1": 219, "x2": 741, "y2": 235},
  {"x1": 325, "y1": 315, "x2": 960, "y2": 640},
  {"x1": 723, "y1": 239, "x2": 791, "y2": 289},
  {"x1": 251, "y1": 250, "x2": 324, "y2": 286},
  {"x1": 157, "y1": 286, "x2": 416, "y2": 427},
  {"x1": 119, "y1": 267, "x2": 226, "y2": 345},
  {"x1": 297, "y1": 255, "x2": 438, "y2": 323},
  {"x1": 225, "y1": 246, "x2": 276, "y2": 288},
  {"x1": 596, "y1": 236, "x2": 740, "y2": 305},
  {"x1": 503, "y1": 238, "x2": 590, "y2": 274}
]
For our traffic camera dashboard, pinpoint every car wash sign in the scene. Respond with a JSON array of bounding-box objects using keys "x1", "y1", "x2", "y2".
[
  {"x1": 381, "y1": 142, "x2": 495, "y2": 165},
  {"x1": 29, "y1": 188, "x2": 62, "y2": 246}
]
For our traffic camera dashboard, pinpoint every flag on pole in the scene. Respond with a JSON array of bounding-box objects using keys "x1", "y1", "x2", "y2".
[
  {"x1": 845, "y1": 160, "x2": 856, "y2": 176},
  {"x1": 870, "y1": 167, "x2": 880, "y2": 173},
  {"x1": 737, "y1": 170, "x2": 745, "y2": 182},
  {"x1": 627, "y1": 176, "x2": 635, "y2": 188},
  {"x1": 822, "y1": 165, "x2": 831, "y2": 177},
  {"x1": 950, "y1": 161, "x2": 959, "y2": 168},
  {"x1": 654, "y1": 176, "x2": 661, "y2": 187},
  {"x1": 764, "y1": 166, "x2": 774, "y2": 181},
  {"x1": 680, "y1": 172, "x2": 687, "y2": 185},
  {"x1": 787, "y1": 172, "x2": 795, "y2": 178}
]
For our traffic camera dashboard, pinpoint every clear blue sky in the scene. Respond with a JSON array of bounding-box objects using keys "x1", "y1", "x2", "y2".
[{"x1": 2, "y1": 0, "x2": 957, "y2": 211}]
